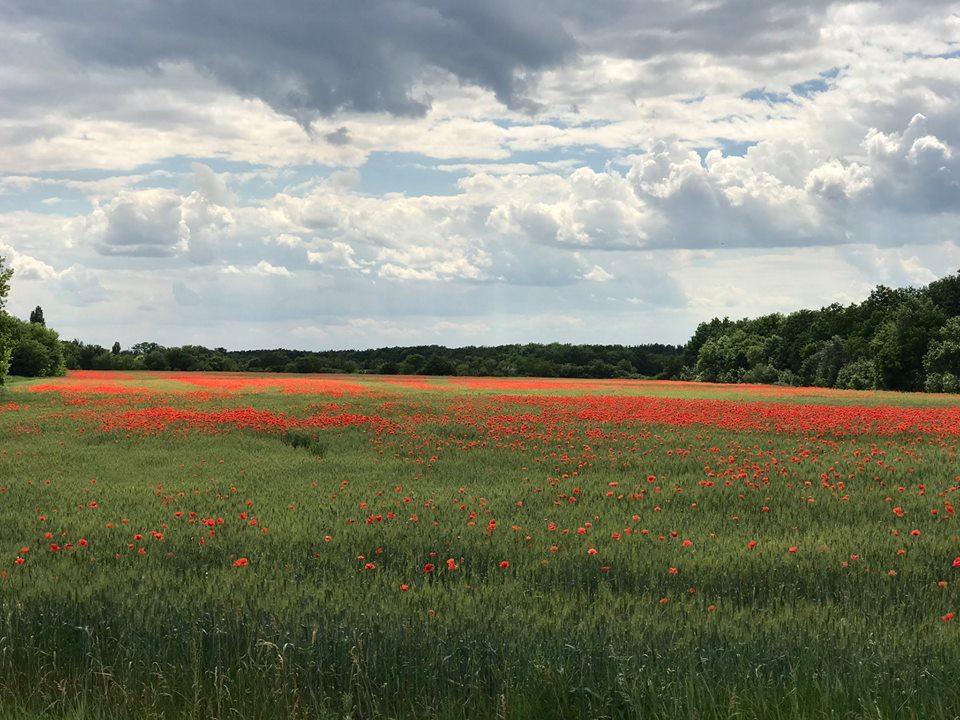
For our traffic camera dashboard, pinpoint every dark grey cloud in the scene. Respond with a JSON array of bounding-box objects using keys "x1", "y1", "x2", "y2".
[
  {"x1": 558, "y1": 0, "x2": 957, "y2": 59},
  {"x1": 4, "y1": 0, "x2": 576, "y2": 125},
  {"x1": 3, "y1": 0, "x2": 955, "y2": 136}
]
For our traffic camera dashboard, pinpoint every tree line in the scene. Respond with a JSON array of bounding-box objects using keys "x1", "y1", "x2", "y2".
[
  {"x1": 675, "y1": 271, "x2": 960, "y2": 392},
  {"x1": 4, "y1": 254, "x2": 960, "y2": 392},
  {"x1": 58, "y1": 340, "x2": 682, "y2": 380}
]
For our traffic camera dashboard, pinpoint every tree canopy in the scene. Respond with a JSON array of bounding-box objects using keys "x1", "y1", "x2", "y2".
[{"x1": 676, "y1": 271, "x2": 960, "y2": 392}]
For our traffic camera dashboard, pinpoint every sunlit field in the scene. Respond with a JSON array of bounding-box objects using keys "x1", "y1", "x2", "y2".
[{"x1": 4, "y1": 370, "x2": 960, "y2": 719}]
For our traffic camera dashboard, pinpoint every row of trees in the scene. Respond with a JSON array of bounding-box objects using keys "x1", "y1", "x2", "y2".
[
  {"x1": 61, "y1": 341, "x2": 683, "y2": 379},
  {"x1": 7, "y1": 253, "x2": 960, "y2": 393},
  {"x1": 677, "y1": 272, "x2": 960, "y2": 392}
]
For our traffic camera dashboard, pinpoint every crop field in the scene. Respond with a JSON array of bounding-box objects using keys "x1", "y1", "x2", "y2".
[{"x1": 3, "y1": 370, "x2": 960, "y2": 719}]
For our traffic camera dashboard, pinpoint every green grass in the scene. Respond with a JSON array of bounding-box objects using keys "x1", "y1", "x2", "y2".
[{"x1": 1, "y1": 375, "x2": 960, "y2": 719}]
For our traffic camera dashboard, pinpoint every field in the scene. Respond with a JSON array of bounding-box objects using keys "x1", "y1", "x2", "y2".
[{"x1": 3, "y1": 371, "x2": 960, "y2": 719}]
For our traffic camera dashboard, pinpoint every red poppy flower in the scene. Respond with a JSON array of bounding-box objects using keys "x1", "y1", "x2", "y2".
[
  {"x1": 233, "y1": 557, "x2": 249, "y2": 567},
  {"x1": 498, "y1": 560, "x2": 510, "y2": 569}
]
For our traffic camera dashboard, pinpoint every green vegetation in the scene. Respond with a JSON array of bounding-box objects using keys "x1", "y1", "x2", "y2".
[
  {"x1": 50, "y1": 271, "x2": 960, "y2": 393},
  {"x1": 8, "y1": 255, "x2": 960, "y2": 393},
  {"x1": 0, "y1": 258, "x2": 65, "y2": 385},
  {"x1": 679, "y1": 271, "x2": 960, "y2": 391},
  {"x1": 58, "y1": 340, "x2": 683, "y2": 380}
]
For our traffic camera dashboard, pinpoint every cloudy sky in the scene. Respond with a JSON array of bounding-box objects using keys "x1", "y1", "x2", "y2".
[{"x1": 1, "y1": 1, "x2": 959, "y2": 350}]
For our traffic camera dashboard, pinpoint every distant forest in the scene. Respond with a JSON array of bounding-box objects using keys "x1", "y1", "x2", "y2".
[
  {"x1": 4, "y1": 254, "x2": 960, "y2": 392},
  {"x1": 57, "y1": 341, "x2": 682, "y2": 381}
]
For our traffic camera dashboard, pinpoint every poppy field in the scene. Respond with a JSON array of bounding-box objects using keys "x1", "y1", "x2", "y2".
[{"x1": 3, "y1": 371, "x2": 960, "y2": 719}]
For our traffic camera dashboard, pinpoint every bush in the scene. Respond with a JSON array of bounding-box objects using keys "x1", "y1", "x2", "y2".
[
  {"x1": 144, "y1": 350, "x2": 170, "y2": 371},
  {"x1": 835, "y1": 359, "x2": 876, "y2": 390},
  {"x1": 741, "y1": 363, "x2": 780, "y2": 384},
  {"x1": 776, "y1": 369, "x2": 801, "y2": 386},
  {"x1": 9, "y1": 338, "x2": 52, "y2": 376},
  {"x1": 1, "y1": 315, "x2": 65, "y2": 377},
  {"x1": 925, "y1": 372, "x2": 960, "y2": 393}
]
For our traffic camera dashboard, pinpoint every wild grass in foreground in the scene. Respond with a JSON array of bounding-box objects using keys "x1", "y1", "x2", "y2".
[{"x1": 1, "y1": 371, "x2": 960, "y2": 719}]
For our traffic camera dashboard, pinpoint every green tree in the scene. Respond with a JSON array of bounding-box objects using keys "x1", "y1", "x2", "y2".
[
  {"x1": 798, "y1": 336, "x2": 847, "y2": 388},
  {"x1": 870, "y1": 296, "x2": 946, "y2": 391},
  {"x1": 289, "y1": 355, "x2": 328, "y2": 373},
  {"x1": 0, "y1": 257, "x2": 13, "y2": 383},
  {"x1": 377, "y1": 360, "x2": 399, "y2": 375},
  {"x1": 923, "y1": 270, "x2": 960, "y2": 316},
  {"x1": 399, "y1": 353, "x2": 426, "y2": 375},
  {"x1": 695, "y1": 328, "x2": 776, "y2": 383},
  {"x1": 131, "y1": 341, "x2": 164, "y2": 356},
  {"x1": 9, "y1": 338, "x2": 51, "y2": 376},
  {"x1": 1, "y1": 316, "x2": 65, "y2": 377},
  {"x1": 29, "y1": 306, "x2": 45, "y2": 326},
  {"x1": 144, "y1": 349, "x2": 170, "y2": 371},
  {"x1": 111, "y1": 341, "x2": 121, "y2": 355},
  {"x1": 923, "y1": 317, "x2": 960, "y2": 392},
  {"x1": 682, "y1": 317, "x2": 732, "y2": 369},
  {"x1": 835, "y1": 359, "x2": 877, "y2": 390},
  {"x1": 422, "y1": 354, "x2": 455, "y2": 376}
]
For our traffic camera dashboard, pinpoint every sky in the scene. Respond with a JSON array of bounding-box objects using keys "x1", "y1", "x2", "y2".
[{"x1": 0, "y1": 1, "x2": 959, "y2": 351}]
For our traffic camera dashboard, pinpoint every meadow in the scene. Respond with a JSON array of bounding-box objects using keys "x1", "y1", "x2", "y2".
[{"x1": 2, "y1": 370, "x2": 960, "y2": 719}]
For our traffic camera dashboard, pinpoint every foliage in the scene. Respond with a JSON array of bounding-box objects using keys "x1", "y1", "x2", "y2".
[
  {"x1": 0, "y1": 257, "x2": 12, "y2": 383},
  {"x1": 870, "y1": 296, "x2": 945, "y2": 391},
  {"x1": 15, "y1": 265, "x2": 960, "y2": 394},
  {"x1": 679, "y1": 271, "x2": 960, "y2": 393},
  {"x1": 0, "y1": 312, "x2": 65, "y2": 379},
  {"x1": 835, "y1": 359, "x2": 877, "y2": 390},
  {"x1": 58, "y1": 341, "x2": 685, "y2": 380},
  {"x1": 924, "y1": 317, "x2": 960, "y2": 393},
  {"x1": 28, "y1": 305, "x2": 44, "y2": 326}
]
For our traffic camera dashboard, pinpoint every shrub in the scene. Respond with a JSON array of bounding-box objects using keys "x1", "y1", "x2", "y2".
[
  {"x1": 9, "y1": 338, "x2": 52, "y2": 376},
  {"x1": 835, "y1": 359, "x2": 876, "y2": 390}
]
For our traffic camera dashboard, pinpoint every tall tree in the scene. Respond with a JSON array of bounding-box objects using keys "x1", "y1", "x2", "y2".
[
  {"x1": 111, "y1": 341, "x2": 121, "y2": 355},
  {"x1": 870, "y1": 296, "x2": 946, "y2": 391},
  {"x1": 29, "y1": 306, "x2": 45, "y2": 326},
  {"x1": 0, "y1": 257, "x2": 13, "y2": 384},
  {"x1": 0, "y1": 256, "x2": 10, "y2": 312}
]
